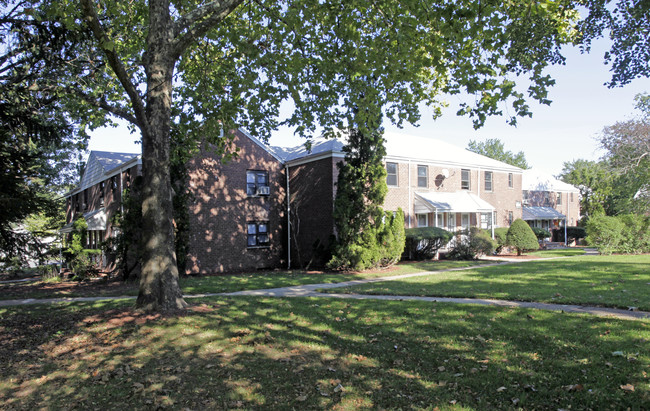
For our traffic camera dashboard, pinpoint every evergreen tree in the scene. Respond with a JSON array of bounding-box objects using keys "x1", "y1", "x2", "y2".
[{"x1": 329, "y1": 116, "x2": 404, "y2": 271}]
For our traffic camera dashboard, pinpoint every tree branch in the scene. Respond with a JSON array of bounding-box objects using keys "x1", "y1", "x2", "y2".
[
  {"x1": 171, "y1": 0, "x2": 244, "y2": 59},
  {"x1": 79, "y1": 0, "x2": 146, "y2": 130},
  {"x1": 67, "y1": 87, "x2": 139, "y2": 125}
]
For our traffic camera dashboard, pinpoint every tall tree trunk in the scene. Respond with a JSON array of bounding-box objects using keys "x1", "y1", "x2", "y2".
[{"x1": 136, "y1": 0, "x2": 187, "y2": 311}]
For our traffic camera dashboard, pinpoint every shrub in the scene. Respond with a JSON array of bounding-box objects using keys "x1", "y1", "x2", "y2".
[
  {"x1": 447, "y1": 227, "x2": 496, "y2": 260},
  {"x1": 378, "y1": 209, "x2": 406, "y2": 266},
  {"x1": 585, "y1": 215, "x2": 624, "y2": 254},
  {"x1": 531, "y1": 227, "x2": 551, "y2": 240},
  {"x1": 617, "y1": 214, "x2": 650, "y2": 254},
  {"x1": 493, "y1": 227, "x2": 509, "y2": 253},
  {"x1": 404, "y1": 226, "x2": 453, "y2": 260},
  {"x1": 506, "y1": 219, "x2": 539, "y2": 256},
  {"x1": 64, "y1": 219, "x2": 100, "y2": 280}
]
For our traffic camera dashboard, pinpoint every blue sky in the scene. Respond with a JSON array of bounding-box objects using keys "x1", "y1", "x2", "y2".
[{"x1": 89, "y1": 37, "x2": 650, "y2": 177}]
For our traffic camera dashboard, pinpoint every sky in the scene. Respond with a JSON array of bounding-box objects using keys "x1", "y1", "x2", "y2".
[{"x1": 88, "y1": 36, "x2": 650, "y2": 177}]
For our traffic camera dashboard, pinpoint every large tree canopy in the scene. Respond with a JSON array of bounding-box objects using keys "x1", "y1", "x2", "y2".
[
  {"x1": 6, "y1": 0, "x2": 638, "y2": 311},
  {"x1": 0, "y1": 3, "x2": 85, "y2": 263}
]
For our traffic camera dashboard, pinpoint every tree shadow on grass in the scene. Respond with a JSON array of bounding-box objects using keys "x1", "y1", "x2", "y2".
[{"x1": 0, "y1": 297, "x2": 648, "y2": 409}]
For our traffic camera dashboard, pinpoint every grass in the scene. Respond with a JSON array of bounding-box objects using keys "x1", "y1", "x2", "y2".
[
  {"x1": 327, "y1": 255, "x2": 650, "y2": 311},
  {"x1": 0, "y1": 260, "x2": 485, "y2": 301},
  {"x1": 0, "y1": 297, "x2": 647, "y2": 409},
  {"x1": 526, "y1": 248, "x2": 587, "y2": 258}
]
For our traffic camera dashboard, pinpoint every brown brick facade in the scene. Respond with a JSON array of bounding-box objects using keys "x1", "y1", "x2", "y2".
[{"x1": 185, "y1": 130, "x2": 286, "y2": 274}]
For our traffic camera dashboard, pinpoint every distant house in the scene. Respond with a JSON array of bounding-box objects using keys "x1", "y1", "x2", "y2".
[
  {"x1": 61, "y1": 151, "x2": 141, "y2": 267},
  {"x1": 522, "y1": 169, "x2": 580, "y2": 233},
  {"x1": 63, "y1": 130, "x2": 526, "y2": 273}
]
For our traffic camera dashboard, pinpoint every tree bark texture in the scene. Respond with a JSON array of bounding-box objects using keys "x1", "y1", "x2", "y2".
[{"x1": 136, "y1": 0, "x2": 187, "y2": 311}]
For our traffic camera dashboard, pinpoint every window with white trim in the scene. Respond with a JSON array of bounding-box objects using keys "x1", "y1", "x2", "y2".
[
  {"x1": 417, "y1": 165, "x2": 428, "y2": 188},
  {"x1": 247, "y1": 222, "x2": 269, "y2": 247},
  {"x1": 416, "y1": 214, "x2": 428, "y2": 227},
  {"x1": 246, "y1": 170, "x2": 270, "y2": 196},
  {"x1": 484, "y1": 171, "x2": 493, "y2": 192},
  {"x1": 386, "y1": 162, "x2": 398, "y2": 186},
  {"x1": 461, "y1": 169, "x2": 470, "y2": 190},
  {"x1": 508, "y1": 173, "x2": 513, "y2": 188},
  {"x1": 556, "y1": 192, "x2": 562, "y2": 205}
]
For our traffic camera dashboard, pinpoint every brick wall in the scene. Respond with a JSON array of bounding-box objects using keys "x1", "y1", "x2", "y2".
[
  {"x1": 186, "y1": 130, "x2": 286, "y2": 274},
  {"x1": 288, "y1": 157, "x2": 339, "y2": 268}
]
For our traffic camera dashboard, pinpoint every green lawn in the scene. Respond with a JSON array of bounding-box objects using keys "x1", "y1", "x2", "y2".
[
  {"x1": 1, "y1": 298, "x2": 647, "y2": 409},
  {"x1": 0, "y1": 260, "x2": 485, "y2": 300},
  {"x1": 526, "y1": 248, "x2": 588, "y2": 258},
  {"x1": 328, "y1": 255, "x2": 650, "y2": 311}
]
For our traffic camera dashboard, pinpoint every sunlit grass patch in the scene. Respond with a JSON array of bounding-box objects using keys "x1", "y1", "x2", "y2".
[{"x1": 329, "y1": 255, "x2": 650, "y2": 310}]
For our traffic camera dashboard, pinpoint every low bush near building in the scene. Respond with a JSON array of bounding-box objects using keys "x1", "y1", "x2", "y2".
[
  {"x1": 447, "y1": 227, "x2": 496, "y2": 260},
  {"x1": 403, "y1": 227, "x2": 453, "y2": 260},
  {"x1": 506, "y1": 219, "x2": 539, "y2": 256},
  {"x1": 493, "y1": 227, "x2": 509, "y2": 253},
  {"x1": 531, "y1": 227, "x2": 551, "y2": 240}
]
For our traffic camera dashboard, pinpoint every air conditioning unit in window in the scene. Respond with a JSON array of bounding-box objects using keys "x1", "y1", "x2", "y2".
[{"x1": 256, "y1": 186, "x2": 270, "y2": 196}]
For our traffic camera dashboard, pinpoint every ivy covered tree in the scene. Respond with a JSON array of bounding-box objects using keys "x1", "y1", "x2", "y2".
[{"x1": 7, "y1": 0, "x2": 640, "y2": 311}]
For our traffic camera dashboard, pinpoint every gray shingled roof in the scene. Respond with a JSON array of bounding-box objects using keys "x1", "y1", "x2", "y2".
[
  {"x1": 75, "y1": 150, "x2": 140, "y2": 193},
  {"x1": 522, "y1": 206, "x2": 566, "y2": 220}
]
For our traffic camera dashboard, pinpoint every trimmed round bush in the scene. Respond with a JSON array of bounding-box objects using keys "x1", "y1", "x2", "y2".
[
  {"x1": 506, "y1": 219, "x2": 539, "y2": 256},
  {"x1": 404, "y1": 227, "x2": 453, "y2": 260}
]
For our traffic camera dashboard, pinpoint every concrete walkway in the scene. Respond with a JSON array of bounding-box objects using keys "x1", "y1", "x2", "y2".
[{"x1": 1, "y1": 259, "x2": 647, "y2": 321}]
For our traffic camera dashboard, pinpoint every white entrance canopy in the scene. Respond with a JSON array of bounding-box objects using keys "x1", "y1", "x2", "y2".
[
  {"x1": 59, "y1": 208, "x2": 107, "y2": 234},
  {"x1": 414, "y1": 192, "x2": 495, "y2": 213}
]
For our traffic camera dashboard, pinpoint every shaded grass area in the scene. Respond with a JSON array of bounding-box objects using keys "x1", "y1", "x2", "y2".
[
  {"x1": 1, "y1": 298, "x2": 648, "y2": 410},
  {"x1": 0, "y1": 260, "x2": 484, "y2": 301},
  {"x1": 329, "y1": 255, "x2": 650, "y2": 311}
]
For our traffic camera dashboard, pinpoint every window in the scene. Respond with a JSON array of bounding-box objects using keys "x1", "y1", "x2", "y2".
[
  {"x1": 417, "y1": 165, "x2": 428, "y2": 188},
  {"x1": 523, "y1": 190, "x2": 529, "y2": 205},
  {"x1": 100, "y1": 181, "x2": 105, "y2": 205},
  {"x1": 75, "y1": 194, "x2": 80, "y2": 212},
  {"x1": 417, "y1": 214, "x2": 428, "y2": 227},
  {"x1": 508, "y1": 211, "x2": 513, "y2": 225},
  {"x1": 543, "y1": 191, "x2": 551, "y2": 206},
  {"x1": 83, "y1": 189, "x2": 88, "y2": 210},
  {"x1": 570, "y1": 192, "x2": 574, "y2": 202},
  {"x1": 247, "y1": 222, "x2": 269, "y2": 247},
  {"x1": 246, "y1": 170, "x2": 270, "y2": 196},
  {"x1": 508, "y1": 173, "x2": 513, "y2": 188},
  {"x1": 461, "y1": 169, "x2": 470, "y2": 190},
  {"x1": 386, "y1": 162, "x2": 398, "y2": 186},
  {"x1": 556, "y1": 192, "x2": 562, "y2": 205},
  {"x1": 111, "y1": 176, "x2": 118, "y2": 194},
  {"x1": 484, "y1": 171, "x2": 493, "y2": 192}
]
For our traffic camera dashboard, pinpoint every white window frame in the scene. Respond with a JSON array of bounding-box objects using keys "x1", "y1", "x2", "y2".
[
  {"x1": 417, "y1": 165, "x2": 428, "y2": 188},
  {"x1": 461, "y1": 169, "x2": 470, "y2": 190},
  {"x1": 386, "y1": 162, "x2": 398, "y2": 187},
  {"x1": 484, "y1": 171, "x2": 493, "y2": 192},
  {"x1": 247, "y1": 170, "x2": 270, "y2": 196}
]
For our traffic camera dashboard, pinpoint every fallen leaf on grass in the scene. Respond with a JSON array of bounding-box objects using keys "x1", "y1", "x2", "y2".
[
  {"x1": 438, "y1": 366, "x2": 446, "y2": 372},
  {"x1": 496, "y1": 386, "x2": 507, "y2": 392},
  {"x1": 563, "y1": 384, "x2": 584, "y2": 392},
  {"x1": 296, "y1": 394, "x2": 308, "y2": 402},
  {"x1": 620, "y1": 384, "x2": 635, "y2": 392}
]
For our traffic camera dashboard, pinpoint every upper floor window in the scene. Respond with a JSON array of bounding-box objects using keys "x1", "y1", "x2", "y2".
[
  {"x1": 100, "y1": 181, "x2": 105, "y2": 205},
  {"x1": 417, "y1": 165, "x2": 428, "y2": 188},
  {"x1": 386, "y1": 162, "x2": 398, "y2": 186},
  {"x1": 461, "y1": 169, "x2": 470, "y2": 190},
  {"x1": 523, "y1": 190, "x2": 529, "y2": 205},
  {"x1": 508, "y1": 173, "x2": 513, "y2": 188},
  {"x1": 484, "y1": 171, "x2": 493, "y2": 192},
  {"x1": 570, "y1": 192, "x2": 574, "y2": 202},
  {"x1": 544, "y1": 191, "x2": 551, "y2": 206},
  {"x1": 247, "y1": 222, "x2": 269, "y2": 247},
  {"x1": 556, "y1": 192, "x2": 562, "y2": 205},
  {"x1": 247, "y1": 170, "x2": 270, "y2": 196},
  {"x1": 83, "y1": 189, "x2": 88, "y2": 210}
]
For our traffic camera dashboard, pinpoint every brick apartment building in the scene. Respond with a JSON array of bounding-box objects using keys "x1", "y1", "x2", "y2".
[
  {"x1": 64, "y1": 130, "x2": 529, "y2": 273},
  {"x1": 522, "y1": 169, "x2": 580, "y2": 231}
]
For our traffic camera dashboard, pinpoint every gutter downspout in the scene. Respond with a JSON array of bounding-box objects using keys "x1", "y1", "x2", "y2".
[{"x1": 286, "y1": 164, "x2": 291, "y2": 269}]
